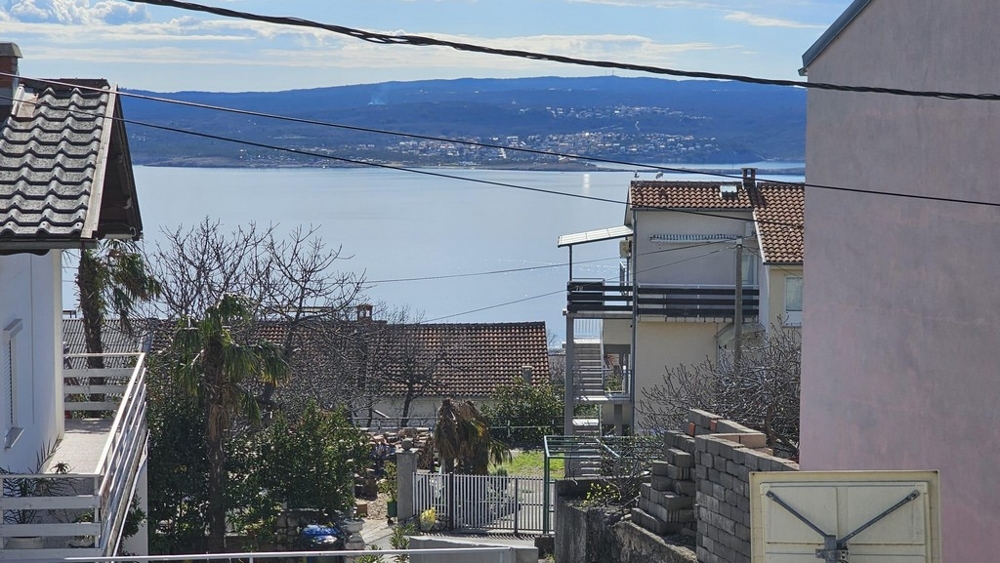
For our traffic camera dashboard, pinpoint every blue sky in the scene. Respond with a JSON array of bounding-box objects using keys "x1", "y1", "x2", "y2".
[{"x1": 0, "y1": 0, "x2": 850, "y2": 92}]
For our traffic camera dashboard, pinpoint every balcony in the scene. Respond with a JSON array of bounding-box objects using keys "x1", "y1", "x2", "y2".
[
  {"x1": 0, "y1": 353, "x2": 147, "y2": 560},
  {"x1": 567, "y1": 280, "x2": 759, "y2": 320}
]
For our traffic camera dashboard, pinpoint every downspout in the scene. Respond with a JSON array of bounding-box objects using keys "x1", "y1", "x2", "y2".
[{"x1": 629, "y1": 208, "x2": 638, "y2": 433}]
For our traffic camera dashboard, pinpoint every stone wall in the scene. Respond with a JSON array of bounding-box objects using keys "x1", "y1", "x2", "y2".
[
  {"x1": 630, "y1": 409, "x2": 798, "y2": 563},
  {"x1": 554, "y1": 478, "x2": 696, "y2": 563}
]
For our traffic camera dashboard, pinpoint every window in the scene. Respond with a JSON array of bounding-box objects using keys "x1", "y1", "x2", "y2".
[
  {"x1": 3, "y1": 319, "x2": 22, "y2": 449},
  {"x1": 784, "y1": 276, "x2": 803, "y2": 326}
]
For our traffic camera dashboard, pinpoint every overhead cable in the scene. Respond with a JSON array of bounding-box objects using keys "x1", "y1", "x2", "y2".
[
  {"x1": 126, "y1": 0, "x2": 1000, "y2": 102},
  {"x1": 9, "y1": 75, "x2": 1000, "y2": 212},
  {"x1": 0, "y1": 89, "x2": 807, "y2": 229}
]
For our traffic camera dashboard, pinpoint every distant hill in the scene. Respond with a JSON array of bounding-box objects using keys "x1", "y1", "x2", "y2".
[{"x1": 121, "y1": 76, "x2": 805, "y2": 168}]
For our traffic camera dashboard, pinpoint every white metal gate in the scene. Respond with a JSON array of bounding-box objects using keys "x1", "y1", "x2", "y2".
[{"x1": 412, "y1": 473, "x2": 552, "y2": 533}]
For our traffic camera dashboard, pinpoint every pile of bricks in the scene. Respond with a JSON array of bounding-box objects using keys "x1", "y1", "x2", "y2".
[{"x1": 632, "y1": 428, "x2": 698, "y2": 537}]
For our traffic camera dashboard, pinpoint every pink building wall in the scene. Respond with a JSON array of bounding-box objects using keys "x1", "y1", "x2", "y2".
[{"x1": 801, "y1": 1, "x2": 1000, "y2": 560}]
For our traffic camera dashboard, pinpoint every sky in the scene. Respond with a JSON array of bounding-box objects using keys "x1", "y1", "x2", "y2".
[{"x1": 0, "y1": 0, "x2": 851, "y2": 92}]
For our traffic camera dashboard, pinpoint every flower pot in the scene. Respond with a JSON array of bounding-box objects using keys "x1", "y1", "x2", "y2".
[
  {"x1": 343, "y1": 518, "x2": 364, "y2": 534},
  {"x1": 387, "y1": 499, "x2": 398, "y2": 518}
]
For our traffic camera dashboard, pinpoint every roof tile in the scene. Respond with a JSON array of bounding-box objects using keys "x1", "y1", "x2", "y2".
[
  {"x1": 0, "y1": 83, "x2": 110, "y2": 240},
  {"x1": 629, "y1": 180, "x2": 804, "y2": 264}
]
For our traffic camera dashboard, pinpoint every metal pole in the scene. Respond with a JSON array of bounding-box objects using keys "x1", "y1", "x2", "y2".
[
  {"x1": 629, "y1": 212, "x2": 638, "y2": 430},
  {"x1": 543, "y1": 455, "x2": 550, "y2": 535},
  {"x1": 734, "y1": 237, "x2": 743, "y2": 366},
  {"x1": 564, "y1": 315, "x2": 575, "y2": 436},
  {"x1": 514, "y1": 478, "x2": 520, "y2": 535}
]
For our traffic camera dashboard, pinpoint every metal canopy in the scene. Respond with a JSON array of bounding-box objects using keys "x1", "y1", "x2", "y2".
[{"x1": 557, "y1": 225, "x2": 632, "y2": 248}]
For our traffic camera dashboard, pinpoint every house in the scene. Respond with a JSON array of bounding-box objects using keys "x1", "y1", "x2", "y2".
[
  {"x1": 559, "y1": 174, "x2": 803, "y2": 435},
  {"x1": 0, "y1": 43, "x2": 149, "y2": 558},
  {"x1": 799, "y1": 1, "x2": 1000, "y2": 560},
  {"x1": 149, "y1": 309, "x2": 551, "y2": 429},
  {"x1": 363, "y1": 320, "x2": 551, "y2": 426}
]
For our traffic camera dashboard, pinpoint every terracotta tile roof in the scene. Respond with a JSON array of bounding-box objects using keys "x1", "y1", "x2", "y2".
[
  {"x1": 629, "y1": 181, "x2": 760, "y2": 209},
  {"x1": 754, "y1": 183, "x2": 804, "y2": 265},
  {"x1": 0, "y1": 79, "x2": 142, "y2": 250},
  {"x1": 628, "y1": 180, "x2": 803, "y2": 265},
  {"x1": 389, "y1": 322, "x2": 550, "y2": 397},
  {"x1": 147, "y1": 319, "x2": 550, "y2": 399}
]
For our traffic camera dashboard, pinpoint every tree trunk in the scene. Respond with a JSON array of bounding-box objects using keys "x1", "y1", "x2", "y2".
[
  {"x1": 205, "y1": 424, "x2": 227, "y2": 553},
  {"x1": 204, "y1": 348, "x2": 227, "y2": 553},
  {"x1": 400, "y1": 389, "x2": 415, "y2": 428},
  {"x1": 77, "y1": 250, "x2": 106, "y2": 406}
]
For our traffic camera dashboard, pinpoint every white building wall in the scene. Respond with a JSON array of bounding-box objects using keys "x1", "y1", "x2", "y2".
[
  {"x1": 801, "y1": 1, "x2": 1000, "y2": 560},
  {"x1": 632, "y1": 210, "x2": 754, "y2": 286},
  {"x1": 0, "y1": 251, "x2": 62, "y2": 470}
]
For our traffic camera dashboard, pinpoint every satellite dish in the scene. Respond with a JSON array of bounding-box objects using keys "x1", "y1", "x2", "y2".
[{"x1": 750, "y1": 470, "x2": 941, "y2": 563}]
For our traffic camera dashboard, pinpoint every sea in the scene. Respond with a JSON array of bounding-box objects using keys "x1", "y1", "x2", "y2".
[{"x1": 108, "y1": 164, "x2": 803, "y2": 345}]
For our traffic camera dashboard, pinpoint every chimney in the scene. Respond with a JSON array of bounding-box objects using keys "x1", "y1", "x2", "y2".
[
  {"x1": 356, "y1": 303, "x2": 373, "y2": 322},
  {"x1": 742, "y1": 167, "x2": 757, "y2": 189},
  {"x1": 521, "y1": 366, "x2": 533, "y2": 385},
  {"x1": 0, "y1": 43, "x2": 21, "y2": 121}
]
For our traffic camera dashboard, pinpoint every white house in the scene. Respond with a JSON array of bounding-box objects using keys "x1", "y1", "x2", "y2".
[
  {"x1": 0, "y1": 44, "x2": 149, "y2": 559},
  {"x1": 559, "y1": 174, "x2": 803, "y2": 434},
  {"x1": 799, "y1": 1, "x2": 1000, "y2": 560}
]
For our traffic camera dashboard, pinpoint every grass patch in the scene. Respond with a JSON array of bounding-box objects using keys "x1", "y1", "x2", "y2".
[{"x1": 492, "y1": 449, "x2": 563, "y2": 477}]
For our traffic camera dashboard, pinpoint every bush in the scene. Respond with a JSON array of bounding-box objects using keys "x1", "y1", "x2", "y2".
[
  {"x1": 483, "y1": 377, "x2": 563, "y2": 446},
  {"x1": 226, "y1": 402, "x2": 370, "y2": 548}
]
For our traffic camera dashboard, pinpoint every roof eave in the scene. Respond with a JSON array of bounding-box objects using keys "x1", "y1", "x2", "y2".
[
  {"x1": 0, "y1": 238, "x2": 99, "y2": 253},
  {"x1": 800, "y1": 0, "x2": 874, "y2": 74}
]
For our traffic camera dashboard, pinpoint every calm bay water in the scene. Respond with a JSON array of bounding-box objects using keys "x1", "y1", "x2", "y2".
[{"x1": 127, "y1": 165, "x2": 801, "y2": 343}]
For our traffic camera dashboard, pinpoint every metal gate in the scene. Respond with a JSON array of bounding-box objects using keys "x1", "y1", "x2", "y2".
[{"x1": 412, "y1": 473, "x2": 552, "y2": 533}]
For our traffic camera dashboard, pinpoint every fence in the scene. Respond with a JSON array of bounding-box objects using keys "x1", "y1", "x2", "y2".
[{"x1": 412, "y1": 473, "x2": 551, "y2": 533}]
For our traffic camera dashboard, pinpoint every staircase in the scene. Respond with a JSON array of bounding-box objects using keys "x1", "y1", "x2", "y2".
[{"x1": 573, "y1": 340, "x2": 606, "y2": 401}]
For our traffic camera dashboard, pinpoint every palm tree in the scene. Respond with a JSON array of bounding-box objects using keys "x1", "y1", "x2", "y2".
[
  {"x1": 433, "y1": 398, "x2": 510, "y2": 475},
  {"x1": 171, "y1": 294, "x2": 289, "y2": 553},
  {"x1": 76, "y1": 240, "x2": 161, "y2": 369}
]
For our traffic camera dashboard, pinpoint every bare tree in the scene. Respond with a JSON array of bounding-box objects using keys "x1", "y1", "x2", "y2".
[
  {"x1": 638, "y1": 327, "x2": 801, "y2": 457},
  {"x1": 338, "y1": 306, "x2": 452, "y2": 428},
  {"x1": 143, "y1": 219, "x2": 367, "y2": 417}
]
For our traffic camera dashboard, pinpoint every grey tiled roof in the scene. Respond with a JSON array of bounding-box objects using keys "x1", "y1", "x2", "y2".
[{"x1": 0, "y1": 79, "x2": 142, "y2": 250}]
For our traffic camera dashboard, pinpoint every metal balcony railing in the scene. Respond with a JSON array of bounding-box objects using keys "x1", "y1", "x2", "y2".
[{"x1": 567, "y1": 280, "x2": 759, "y2": 319}]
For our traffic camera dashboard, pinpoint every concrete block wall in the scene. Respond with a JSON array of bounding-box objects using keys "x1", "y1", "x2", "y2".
[
  {"x1": 689, "y1": 410, "x2": 798, "y2": 563},
  {"x1": 630, "y1": 410, "x2": 798, "y2": 563}
]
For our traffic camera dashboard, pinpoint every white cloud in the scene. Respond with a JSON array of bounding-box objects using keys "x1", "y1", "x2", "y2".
[
  {"x1": 566, "y1": 0, "x2": 715, "y2": 7},
  {"x1": 2, "y1": 0, "x2": 147, "y2": 24},
  {"x1": 724, "y1": 11, "x2": 823, "y2": 29}
]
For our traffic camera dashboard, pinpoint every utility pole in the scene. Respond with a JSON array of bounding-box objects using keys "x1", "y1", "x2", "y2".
[{"x1": 734, "y1": 237, "x2": 743, "y2": 365}]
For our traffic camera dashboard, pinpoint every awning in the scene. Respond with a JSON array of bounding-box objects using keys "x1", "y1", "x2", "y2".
[{"x1": 557, "y1": 225, "x2": 633, "y2": 248}]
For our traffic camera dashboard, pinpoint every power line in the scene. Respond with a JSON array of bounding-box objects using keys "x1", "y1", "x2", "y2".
[
  {"x1": 126, "y1": 0, "x2": 1000, "y2": 103},
  {"x1": 11, "y1": 75, "x2": 1000, "y2": 213},
  {"x1": 368, "y1": 240, "x2": 730, "y2": 284},
  {"x1": 0, "y1": 88, "x2": 808, "y2": 230},
  {"x1": 425, "y1": 245, "x2": 728, "y2": 322}
]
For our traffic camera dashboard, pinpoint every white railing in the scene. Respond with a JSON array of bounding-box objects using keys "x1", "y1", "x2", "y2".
[
  {"x1": 0, "y1": 472, "x2": 103, "y2": 560},
  {"x1": 0, "y1": 353, "x2": 147, "y2": 560}
]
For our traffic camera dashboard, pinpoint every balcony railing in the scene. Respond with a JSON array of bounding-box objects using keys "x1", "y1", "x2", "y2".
[
  {"x1": 0, "y1": 353, "x2": 147, "y2": 560},
  {"x1": 567, "y1": 280, "x2": 759, "y2": 319}
]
